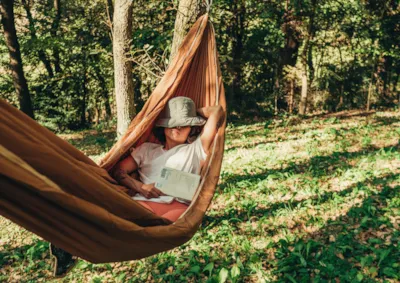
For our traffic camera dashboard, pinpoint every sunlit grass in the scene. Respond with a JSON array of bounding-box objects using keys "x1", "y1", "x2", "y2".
[{"x1": 1, "y1": 110, "x2": 399, "y2": 282}]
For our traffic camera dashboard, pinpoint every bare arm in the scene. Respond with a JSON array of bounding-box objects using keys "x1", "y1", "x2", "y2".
[
  {"x1": 113, "y1": 156, "x2": 164, "y2": 198},
  {"x1": 197, "y1": 105, "x2": 225, "y2": 154}
]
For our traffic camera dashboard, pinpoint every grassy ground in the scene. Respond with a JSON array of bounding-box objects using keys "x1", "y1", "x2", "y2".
[{"x1": 1, "y1": 110, "x2": 399, "y2": 282}]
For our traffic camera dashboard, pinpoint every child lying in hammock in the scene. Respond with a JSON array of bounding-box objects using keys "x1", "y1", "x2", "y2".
[{"x1": 113, "y1": 97, "x2": 224, "y2": 222}]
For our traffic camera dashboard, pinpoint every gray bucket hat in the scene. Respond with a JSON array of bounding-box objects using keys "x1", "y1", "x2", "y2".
[{"x1": 156, "y1": 97, "x2": 206, "y2": 128}]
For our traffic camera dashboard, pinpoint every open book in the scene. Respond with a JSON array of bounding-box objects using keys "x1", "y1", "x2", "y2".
[{"x1": 155, "y1": 167, "x2": 201, "y2": 201}]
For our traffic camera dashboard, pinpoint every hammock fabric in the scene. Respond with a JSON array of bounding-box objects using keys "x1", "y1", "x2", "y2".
[{"x1": 0, "y1": 14, "x2": 226, "y2": 263}]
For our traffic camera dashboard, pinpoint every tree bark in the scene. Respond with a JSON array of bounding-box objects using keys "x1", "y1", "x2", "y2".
[
  {"x1": 289, "y1": 79, "x2": 294, "y2": 114},
  {"x1": 113, "y1": 0, "x2": 135, "y2": 138},
  {"x1": 0, "y1": 0, "x2": 34, "y2": 118},
  {"x1": 169, "y1": 0, "x2": 205, "y2": 63},
  {"x1": 298, "y1": 0, "x2": 317, "y2": 116},
  {"x1": 277, "y1": 1, "x2": 300, "y2": 113}
]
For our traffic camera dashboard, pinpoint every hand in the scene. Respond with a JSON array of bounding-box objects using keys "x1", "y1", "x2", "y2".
[{"x1": 139, "y1": 183, "x2": 166, "y2": 199}]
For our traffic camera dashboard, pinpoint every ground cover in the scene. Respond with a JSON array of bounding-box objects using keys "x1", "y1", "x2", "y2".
[{"x1": 1, "y1": 110, "x2": 399, "y2": 282}]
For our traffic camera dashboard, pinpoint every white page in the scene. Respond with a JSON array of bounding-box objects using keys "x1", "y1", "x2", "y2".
[{"x1": 155, "y1": 167, "x2": 201, "y2": 201}]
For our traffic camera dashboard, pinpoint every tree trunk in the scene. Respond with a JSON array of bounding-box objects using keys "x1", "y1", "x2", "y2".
[
  {"x1": 231, "y1": 0, "x2": 245, "y2": 105},
  {"x1": 106, "y1": 0, "x2": 114, "y2": 41},
  {"x1": 22, "y1": 0, "x2": 54, "y2": 78},
  {"x1": 299, "y1": 68, "x2": 308, "y2": 115},
  {"x1": 51, "y1": 0, "x2": 62, "y2": 73},
  {"x1": 289, "y1": 79, "x2": 294, "y2": 114},
  {"x1": 169, "y1": 0, "x2": 205, "y2": 63},
  {"x1": 81, "y1": 61, "x2": 87, "y2": 126},
  {"x1": 113, "y1": 0, "x2": 135, "y2": 138},
  {"x1": 277, "y1": 1, "x2": 300, "y2": 112},
  {"x1": 367, "y1": 67, "x2": 375, "y2": 111},
  {"x1": 298, "y1": 0, "x2": 317, "y2": 116},
  {"x1": 382, "y1": 55, "x2": 392, "y2": 98},
  {"x1": 91, "y1": 55, "x2": 112, "y2": 119},
  {"x1": 0, "y1": 0, "x2": 34, "y2": 118},
  {"x1": 367, "y1": 40, "x2": 379, "y2": 111},
  {"x1": 392, "y1": 72, "x2": 399, "y2": 104}
]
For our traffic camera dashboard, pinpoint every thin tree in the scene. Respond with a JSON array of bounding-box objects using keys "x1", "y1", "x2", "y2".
[
  {"x1": 21, "y1": 0, "x2": 54, "y2": 78},
  {"x1": 298, "y1": 0, "x2": 317, "y2": 116},
  {"x1": 169, "y1": 0, "x2": 205, "y2": 63},
  {"x1": 113, "y1": 0, "x2": 135, "y2": 138},
  {"x1": 0, "y1": 0, "x2": 34, "y2": 118},
  {"x1": 51, "y1": 0, "x2": 62, "y2": 73}
]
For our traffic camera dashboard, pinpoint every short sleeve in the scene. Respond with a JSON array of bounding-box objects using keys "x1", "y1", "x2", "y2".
[
  {"x1": 129, "y1": 143, "x2": 149, "y2": 167},
  {"x1": 193, "y1": 137, "x2": 207, "y2": 161}
]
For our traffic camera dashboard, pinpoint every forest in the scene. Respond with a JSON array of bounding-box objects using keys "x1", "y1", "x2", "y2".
[
  {"x1": 0, "y1": 0, "x2": 399, "y2": 282},
  {"x1": 1, "y1": 0, "x2": 399, "y2": 130}
]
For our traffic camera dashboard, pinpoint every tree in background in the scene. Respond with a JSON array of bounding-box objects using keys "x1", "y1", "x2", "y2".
[
  {"x1": 113, "y1": 0, "x2": 135, "y2": 138},
  {"x1": 0, "y1": 0, "x2": 34, "y2": 118},
  {"x1": 298, "y1": 0, "x2": 317, "y2": 115},
  {"x1": 0, "y1": 0, "x2": 398, "y2": 130},
  {"x1": 169, "y1": 0, "x2": 205, "y2": 63}
]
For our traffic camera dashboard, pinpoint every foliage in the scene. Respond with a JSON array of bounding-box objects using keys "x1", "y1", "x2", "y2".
[{"x1": 1, "y1": 0, "x2": 399, "y2": 131}]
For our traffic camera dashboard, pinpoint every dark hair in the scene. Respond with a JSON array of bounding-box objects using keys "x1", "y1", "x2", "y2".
[
  {"x1": 152, "y1": 126, "x2": 202, "y2": 144},
  {"x1": 153, "y1": 127, "x2": 166, "y2": 143}
]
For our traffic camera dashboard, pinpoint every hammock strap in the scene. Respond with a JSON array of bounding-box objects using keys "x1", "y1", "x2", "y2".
[
  {"x1": 210, "y1": 21, "x2": 220, "y2": 105},
  {"x1": 204, "y1": 0, "x2": 213, "y2": 13}
]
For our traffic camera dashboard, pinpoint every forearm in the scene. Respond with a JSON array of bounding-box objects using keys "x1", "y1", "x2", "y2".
[
  {"x1": 198, "y1": 105, "x2": 224, "y2": 123},
  {"x1": 197, "y1": 105, "x2": 225, "y2": 128},
  {"x1": 113, "y1": 169, "x2": 143, "y2": 193}
]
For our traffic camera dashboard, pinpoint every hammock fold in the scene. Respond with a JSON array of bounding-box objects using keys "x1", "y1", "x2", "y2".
[{"x1": 0, "y1": 14, "x2": 226, "y2": 263}]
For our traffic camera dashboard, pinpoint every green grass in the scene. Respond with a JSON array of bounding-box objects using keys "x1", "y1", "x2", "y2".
[{"x1": 1, "y1": 110, "x2": 399, "y2": 282}]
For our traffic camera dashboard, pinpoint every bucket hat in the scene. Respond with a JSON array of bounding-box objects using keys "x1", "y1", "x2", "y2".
[{"x1": 156, "y1": 97, "x2": 206, "y2": 128}]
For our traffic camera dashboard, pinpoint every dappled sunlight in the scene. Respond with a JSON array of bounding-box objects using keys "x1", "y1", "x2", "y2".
[{"x1": 1, "y1": 110, "x2": 399, "y2": 282}]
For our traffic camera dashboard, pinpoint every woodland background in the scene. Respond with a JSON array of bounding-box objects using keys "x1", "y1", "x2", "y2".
[{"x1": 1, "y1": 0, "x2": 399, "y2": 133}]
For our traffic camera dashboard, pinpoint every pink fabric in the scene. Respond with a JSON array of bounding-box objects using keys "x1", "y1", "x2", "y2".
[{"x1": 137, "y1": 200, "x2": 189, "y2": 222}]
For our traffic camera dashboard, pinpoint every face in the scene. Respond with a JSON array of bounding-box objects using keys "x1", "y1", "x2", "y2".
[{"x1": 164, "y1": 126, "x2": 191, "y2": 144}]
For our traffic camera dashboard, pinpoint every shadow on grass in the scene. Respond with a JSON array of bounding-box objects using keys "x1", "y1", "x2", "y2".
[
  {"x1": 305, "y1": 109, "x2": 377, "y2": 120},
  {"x1": 226, "y1": 115, "x2": 399, "y2": 152},
  {"x1": 204, "y1": 173, "x2": 398, "y2": 230},
  {"x1": 220, "y1": 143, "x2": 399, "y2": 190},
  {"x1": 373, "y1": 115, "x2": 400, "y2": 126},
  {"x1": 0, "y1": 239, "x2": 49, "y2": 268},
  {"x1": 66, "y1": 130, "x2": 117, "y2": 155},
  {"x1": 272, "y1": 175, "x2": 400, "y2": 282}
]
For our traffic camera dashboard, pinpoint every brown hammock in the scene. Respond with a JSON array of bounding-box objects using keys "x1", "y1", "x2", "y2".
[{"x1": 0, "y1": 14, "x2": 226, "y2": 263}]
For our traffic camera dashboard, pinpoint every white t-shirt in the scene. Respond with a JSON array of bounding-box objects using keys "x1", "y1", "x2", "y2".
[{"x1": 130, "y1": 137, "x2": 207, "y2": 203}]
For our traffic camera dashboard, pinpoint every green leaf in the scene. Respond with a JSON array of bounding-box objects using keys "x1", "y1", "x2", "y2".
[
  {"x1": 293, "y1": 252, "x2": 307, "y2": 267},
  {"x1": 190, "y1": 265, "x2": 201, "y2": 274},
  {"x1": 356, "y1": 273, "x2": 364, "y2": 281},
  {"x1": 230, "y1": 264, "x2": 240, "y2": 278},
  {"x1": 76, "y1": 261, "x2": 90, "y2": 269},
  {"x1": 218, "y1": 268, "x2": 229, "y2": 283},
  {"x1": 116, "y1": 272, "x2": 126, "y2": 282},
  {"x1": 203, "y1": 262, "x2": 214, "y2": 276},
  {"x1": 284, "y1": 273, "x2": 298, "y2": 283},
  {"x1": 378, "y1": 249, "x2": 391, "y2": 266},
  {"x1": 383, "y1": 267, "x2": 398, "y2": 278},
  {"x1": 236, "y1": 256, "x2": 244, "y2": 269}
]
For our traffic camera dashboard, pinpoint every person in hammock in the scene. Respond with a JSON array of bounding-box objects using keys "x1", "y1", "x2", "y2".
[{"x1": 112, "y1": 96, "x2": 224, "y2": 222}]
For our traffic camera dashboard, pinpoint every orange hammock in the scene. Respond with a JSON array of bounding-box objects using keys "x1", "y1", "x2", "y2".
[{"x1": 0, "y1": 14, "x2": 226, "y2": 263}]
